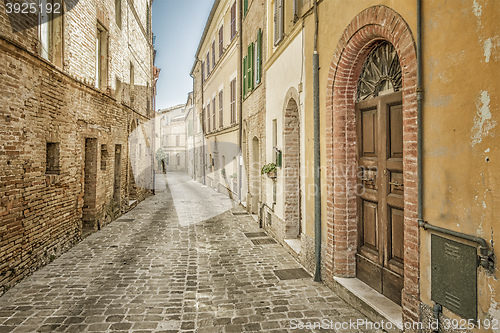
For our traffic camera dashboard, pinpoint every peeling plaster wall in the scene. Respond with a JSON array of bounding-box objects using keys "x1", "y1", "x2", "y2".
[{"x1": 421, "y1": 0, "x2": 500, "y2": 326}]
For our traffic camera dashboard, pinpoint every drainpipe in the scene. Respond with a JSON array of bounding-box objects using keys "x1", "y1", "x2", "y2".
[
  {"x1": 417, "y1": 0, "x2": 423, "y2": 227},
  {"x1": 238, "y1": 0, "x2": 243, "y2": 202},
  {"x1": 313, "y1": 0, "x2": 321, "y2": 282}
]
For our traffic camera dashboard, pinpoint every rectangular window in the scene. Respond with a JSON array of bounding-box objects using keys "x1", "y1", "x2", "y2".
[
  {"x1": 176, "y1": 135, "x2": 180, "y2": 146},
  {"x1": 230, "y1": 2, "x2": 237, "y2": 40},
  {"x1": 256, "y1": 29, "x2": 262, "y2": 84},
  {"x1": 212, "y1": 40, "x2": 216, "y2": 69},
  {"x1": 46, "y1": 142, "x2": 60, "y2": 174},
  {"x1": 230, "y1": 79, "x2": 236, "y2": 124},
  {"x1": 201, "y1": 61, "x2": 205, "y2": 83},
  {"x1": 202, "y1": 108, "x2": 206, "y2": 133},
  {"x1": 206, "y1": 52, "x2": 210, "y2": 76},
  {"x1": 207, "y1": 103, "x2": 211, "y2": 132},
  {"x1": 243, "y1": 56, "x2": 247, "y2": 96},
  {"x1": 219, "y1": 25, "x2": 224, "y2": 59},
  {"x1": 274, "y1": 0, "x2": 284, "y2": 45},
  {"x1": 129, "y1": 62, "x2": 134, "y2": 104},
  {"x1": 247, "y1": 43, "x2": 254, "y2": 91},
  {"x1": 96, "y1": 23, "x2": 108, "y2": 90},
  {"x1": 39, "y1": 0, "x2": 63, "y2": 66},
  {"x1": 212, "y1": 97, "x2": 216, "y2": 130},
  {"x1": 219, "y1": 90, "x2": 223, "y2": 128},
  {"x1": 101, "y1": 144, "x2": 108, "y2": 170},
  {"x1": 115, "y1": 0, "x2": 122, "y2": 28}
]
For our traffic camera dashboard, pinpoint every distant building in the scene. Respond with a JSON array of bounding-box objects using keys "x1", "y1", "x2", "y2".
[{"x1": 158, "y1": 104, "x2": 187, "y2": 172}]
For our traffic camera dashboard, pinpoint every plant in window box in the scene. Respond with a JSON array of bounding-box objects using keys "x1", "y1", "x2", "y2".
[
  {"x1": 230, "y1": 173, "x2": 238, "y2": 182},
  {"x1": 261, "y1": 163, "x2": 277, "y2": 179},
  {"x1": 221, "y1": 168, "x2": 226, "y2": 177}
]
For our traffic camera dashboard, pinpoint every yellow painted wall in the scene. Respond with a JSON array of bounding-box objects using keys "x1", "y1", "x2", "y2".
[{"x1": 299, "y1": 0, "x2": 499, "y2": 327}]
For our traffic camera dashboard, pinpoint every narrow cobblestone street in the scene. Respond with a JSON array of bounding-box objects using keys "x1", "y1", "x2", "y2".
[{"x1": 0, "y1": 173, "x2": 380, "y2": 333}]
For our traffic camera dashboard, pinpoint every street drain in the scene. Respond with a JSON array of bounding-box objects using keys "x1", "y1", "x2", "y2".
[
  {"x1": 273, "y1": 268, "x2": 311, "y2": 280},
  {"x1": 251, "y1": 238, "x2": 277, "y2": 245},
  {"x1": 244, "y1": 232, "x2": 268, "y2": 238}
]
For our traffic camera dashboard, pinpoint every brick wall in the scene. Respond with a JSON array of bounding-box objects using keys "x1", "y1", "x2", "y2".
[
  {"x1": 242, "y1": 0, "x2": 267, "y2": 211},
  {"x1": 324, "y1": 6, "x2": 419, "y2": 323},
  {"x1": 0, "y1": 0, "x2": 154, "y2": 294}
]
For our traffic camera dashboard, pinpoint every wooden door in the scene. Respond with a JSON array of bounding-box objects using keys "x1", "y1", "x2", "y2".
[{"x1": 356, "y1": 92, "x2": 404, "y2": 305}]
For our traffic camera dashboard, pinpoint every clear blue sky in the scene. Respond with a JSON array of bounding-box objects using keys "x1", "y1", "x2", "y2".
[{"x1": 152, "y1": 0, "x2": 214, "y2": 110}]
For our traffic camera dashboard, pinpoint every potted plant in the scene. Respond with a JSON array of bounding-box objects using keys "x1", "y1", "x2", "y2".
[
  {"x1": 261, "y1": 163, "x2": 277, "y2": 179},
  {"x1": 230, "y1": 173, "x2": 238, "y2": 182},
  {"x1": 221, "y1": 168, "x2": 226, "y2": 177}
]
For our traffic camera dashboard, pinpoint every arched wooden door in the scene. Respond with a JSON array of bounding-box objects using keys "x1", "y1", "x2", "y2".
[{"x1": 355, "y1": 42, "x2": 404, "y2": 305}]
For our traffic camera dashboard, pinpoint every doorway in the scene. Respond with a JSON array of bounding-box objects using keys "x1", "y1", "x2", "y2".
[
  {"x1": 83, "y1": 138, "x2": 98, "y2": 231},
  {"x1": 355, "y1": 42, "x2": 404, "y2": 305},
  {"x1": 113, "y1": 144, "x2": 122, "y2": 212},
  {"x1": 251, "y1": 137, "x2": 260, "y2": 214},
  {"x1": 283, "y1": 98, "x2": 301, "y2": 239}
]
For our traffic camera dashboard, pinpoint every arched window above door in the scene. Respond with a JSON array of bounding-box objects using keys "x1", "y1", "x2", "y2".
[{"x1": 357, "y1": 42, "x2": 402, "y2": 102}]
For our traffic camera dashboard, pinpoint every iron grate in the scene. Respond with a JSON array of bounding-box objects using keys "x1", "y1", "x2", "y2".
[
  {"x1": 244, "y1": 232, "x2": 268, "y2": 238},
  {"x1": 274, "y1": 268, "x2": 311, "y2": 280},
  {"x1": 251, "y1": 238, "x2": 277, "y2": 245}
]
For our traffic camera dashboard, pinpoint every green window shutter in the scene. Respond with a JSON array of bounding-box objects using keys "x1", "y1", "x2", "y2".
[
  {"x1": 243, "y1": 56, "x2": 247, "y2": 96},
  {"x1": 244, "y1": 0, "x2": 248, "y2": 17},
  {"x1": 256, "y1": 29, "x2": 262, "y2": 84},
  {"x1": 250, "y1": 42, "x2": 254, "y2": 90},
  {"x1": 247, "y1": 44, "x2": 253, "y2": 91}
]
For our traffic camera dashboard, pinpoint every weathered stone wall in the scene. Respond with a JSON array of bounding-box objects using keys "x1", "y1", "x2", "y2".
[{"x1": 0, "y1": 0, "x2": 154, "y2": 295}]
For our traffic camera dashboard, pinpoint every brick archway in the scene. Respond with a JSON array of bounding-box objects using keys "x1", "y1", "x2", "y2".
[{"x1": 324, "y1": 6, "x2": 419, "y2": 322}]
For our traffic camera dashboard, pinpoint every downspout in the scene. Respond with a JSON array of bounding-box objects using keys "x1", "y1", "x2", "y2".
[
  {"x1": 313, "y1": 0, "x2": 321, "y2": 282},
  {"x1": 238, "y1": 0, "x2": 243, "y2": 202},
  {"x1": 417, "y1": 0, "x2": 423, "y2": 227}
]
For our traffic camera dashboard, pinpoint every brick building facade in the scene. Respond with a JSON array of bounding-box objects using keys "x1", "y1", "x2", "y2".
[{"x1": 0, "y1": 0, "x2": 155, "y2": 294}]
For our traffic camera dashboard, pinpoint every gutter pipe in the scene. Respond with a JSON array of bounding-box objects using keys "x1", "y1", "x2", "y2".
[{"x1": 313, "y1": 0, "x2": 321, "y2": 282}]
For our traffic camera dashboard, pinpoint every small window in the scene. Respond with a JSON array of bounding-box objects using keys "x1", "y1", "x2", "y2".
[
  {"x1": 219, "y1": 90, "x2": 223, "y2": 128},
  {"x1": 230, "y1": 2, "x2": 237, "y2": 40},
  {"x1": 46, "y1": 142, "x2": 60, "y2": 174},
  {"x1": 101, "y1": 144, "x2": 108, "y2": 170},
  {"x1": 115, "y1": 0, "x2": 122, "y2": 28},
  {"x1": 129, "y1": 62, "x2": 134, "y2": 103},
  {"x1": 230, "y1": 79, "x2": 236, "y2": 124},
  {"x1": 96, "y1": 23, "x2": 108, "y2": 90},
  {"x1": 212, "y1": 40, "x2": 216, "y2": 69},
  {"x1": 219, "y1": 25, "x2": 224, "y2": 59},
  {"x1": 207, "y1": 103, "x2": 211, "y2": 132},
  {"x1": 206, "y1": 52, "x2": 210, "y2": 76},
  {"x1": 212, "y1": 97, "x2": 216, "y2": 130},
  {"x1": 176, "y1": 135, "x2": 180, "y2": 146},
  {"x1": 274, "y1": 0, "x2": 284, "y2": 45}
]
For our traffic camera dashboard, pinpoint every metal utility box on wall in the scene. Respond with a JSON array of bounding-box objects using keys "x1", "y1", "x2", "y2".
[{"x1": 431, "y1": 234, "x2": 478, "y2": 320}]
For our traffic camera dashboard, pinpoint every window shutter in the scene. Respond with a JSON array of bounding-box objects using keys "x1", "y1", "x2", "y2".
[
  {"x1": 201, "y1": 62, "x2": 205, "y2": 83},
  {"x1": 278, "y1": 0, "x2": 283, "y2": 42},
  {"x1": 274, "y1": 0, "x2": 279, "y2": 45},
  {"x1": 248, "y1": 43, "x2": 254, "y2": 91},
  {"x1": 256, "y1": 29, "x2": 262, "y2": 84},
  {"x1": 243, "y1": 56, "x2": 247, "y2": 97},
  {"x1": 244, "y1": 0, "x2": 248, "y2": 17},
  {"x1": 219, "y1": 26, "x2": 224, "y2": 58},
  {"x1": 293, "y1": 0, "x2": 298, "y2": 21}
]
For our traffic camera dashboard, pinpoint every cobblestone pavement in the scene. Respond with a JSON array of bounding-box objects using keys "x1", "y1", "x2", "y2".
[{"x1": 0, "y1": 172, "x2": 382, "y2": 333}]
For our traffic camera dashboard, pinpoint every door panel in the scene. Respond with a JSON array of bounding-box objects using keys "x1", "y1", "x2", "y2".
[{"x1": 356, "y1": 92, "x2": 404, "y2": 306}]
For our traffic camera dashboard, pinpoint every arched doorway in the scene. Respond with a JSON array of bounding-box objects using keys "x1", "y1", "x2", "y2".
[
  {"x1": 324, "y1": 6, "x2": 419, "y2": 321},
  {"x1": 355, "y1": 42, "x2": 404, "y2": 305},
  {"x1": 251, "y1": 137, "x2": 260, "y2": 214},
  {"x1": 283, "y1": 98, "x2": 301, "y2": 239}
]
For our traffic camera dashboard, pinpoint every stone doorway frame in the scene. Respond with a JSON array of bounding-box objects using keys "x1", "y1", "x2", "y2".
[{"x1": 324, "y1": 6, "x2": 420, "y2": 322}]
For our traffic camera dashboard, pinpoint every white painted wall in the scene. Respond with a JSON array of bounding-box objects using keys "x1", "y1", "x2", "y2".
[{"x1": 264, "y1": 31, "x2": 306, "y2": 221}]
